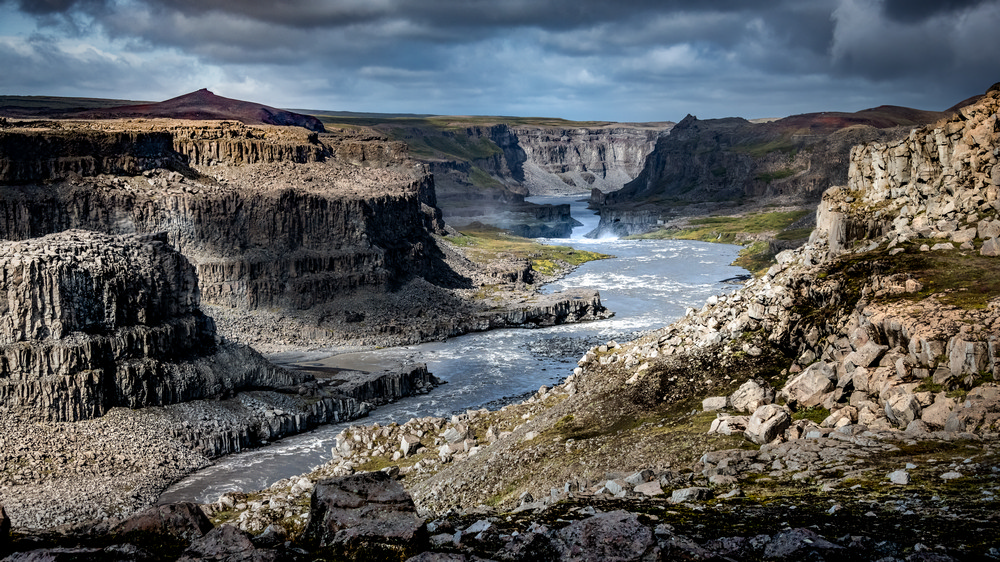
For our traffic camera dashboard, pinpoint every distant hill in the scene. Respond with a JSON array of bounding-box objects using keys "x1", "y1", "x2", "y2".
[
  {"x1": 0, "y1": 89, "x2": 325, "y2": 132},
  {"x1": 74, "y1": 89, "x2": 325, "y2": 132}
]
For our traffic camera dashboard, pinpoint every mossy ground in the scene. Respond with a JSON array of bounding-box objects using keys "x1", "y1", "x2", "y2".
[{"x1": 446, "y1": 225, "x2": 611, "y2": 277}]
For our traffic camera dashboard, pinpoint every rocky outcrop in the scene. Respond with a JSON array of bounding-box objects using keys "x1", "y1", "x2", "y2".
[
  {"x1": 0, "y1": 128, "x2": 180, "y2": 183},
  {"x1": 513, "y1": 125, "x2": 669, "y2": 196},
  {"x1": 591, "y1": 105, "x2": 955, "y2": 237},
  {"x1": 0, "y1": 230, "x2": 305, "y2": 422},
  {"x1": 0, "y1": 119, "x2": 453, "y2": 348}
]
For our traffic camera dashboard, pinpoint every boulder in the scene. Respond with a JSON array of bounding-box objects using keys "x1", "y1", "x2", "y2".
[
  {"x1": 744, "y1": 405, "x2": 791, "y2": 445},
  {"x1": 781, "y1": 363, "x2": 834, "y2": 408},
  {"x1": 981, "y1": 237, "x2": 1000, "y2": 257},
  {"x1": 701, "y1": 396, "x2": 727, "y2": 411},
  {"x1": 763, "y1": 528, "x2": 845, "y2": 560},
  {"x1": 554, "y1": 510, "x2": 658, "y2": 561},
  {"x1": 884, "y1": 390, "x2": 922, "y2": 427},
  {"x1": 177, "y1": 525, "x2": 280, "y2": 562},
  {"x1": 843, "y1": 341, "x2": 888, "y2": 372},
  {"x1": 669, "y1": 487, "x2": 713, "y2": 504},
  {"x1": 729, "y1": 379, "x2": 774, "y2": 413},
  {"x1": 301, "y1": 471, "x2": 428, "y2": 561},
  {"x1": 888, "y1": 470, "x2": 910, "y2": 485},
  {"x1": 110, "y1": 503, "x2": 213, "y2": 551}
]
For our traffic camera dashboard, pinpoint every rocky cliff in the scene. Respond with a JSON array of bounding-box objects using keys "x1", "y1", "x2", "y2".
[
  {"x1": 513, "y1": 124, "x2": 668, "y2": 196},
  {"x1": 591, "y1": 105, "x2": 957, "y2": 237},
  {"x1": 374, "y1": 120, "x2": 669, "y2": 237},
  {"x1": 0, "y1": 230, "x2": 304, "y2": 423},
  {"x1": 0, "y1": 118, "x2": 453, "y2": 346}
]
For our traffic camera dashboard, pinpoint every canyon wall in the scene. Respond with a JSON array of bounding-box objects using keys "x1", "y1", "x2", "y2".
[
  {"x1": 0, "y1": 120, "x2": 444, "y2": 323},
  {"x1": 513, "y1": 125, "x2": 667, "y2": 195},
  {"x1": 0, "y1": 230, "x2": 306, "y2": 422},
  {"x1": 591, "y1": 106, "x2": 954, "y2": 237}
]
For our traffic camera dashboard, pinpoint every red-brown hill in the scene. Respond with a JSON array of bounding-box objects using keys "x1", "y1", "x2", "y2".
[{"x1": 74, "y1": 89, "x2": 325, "y2": 132}]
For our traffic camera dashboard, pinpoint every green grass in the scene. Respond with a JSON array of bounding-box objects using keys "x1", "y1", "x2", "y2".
[
  {"x1": 756, "y1": 168, "x2": 797, "y2": 183},
  {"x1": 447, "y1": 225, "x2": 611, "y2": 275},
  {"x1": 629, "y1": 210, "x2": 812, "y2": 245}
]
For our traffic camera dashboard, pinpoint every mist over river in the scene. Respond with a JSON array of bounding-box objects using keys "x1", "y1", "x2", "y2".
[{"x1": 158, "y1": 196, "x2": 748, "y2": 504}]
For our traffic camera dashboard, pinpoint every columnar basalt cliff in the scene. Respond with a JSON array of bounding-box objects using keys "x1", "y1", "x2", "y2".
[
  {"x1": 0, "y1": 230, "x2": 303, "y2": 423},
  {"x1": 513, "y1": 124, "x2": 668, "y2": 195}
]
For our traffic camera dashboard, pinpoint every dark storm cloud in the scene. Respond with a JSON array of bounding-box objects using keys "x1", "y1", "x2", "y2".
[
  {"x1": 3, "y1": 0, "x2": 1000, "y2": 120},
  {"x1": 882, "y1": 0, "x2": 992, "y2": 22}
]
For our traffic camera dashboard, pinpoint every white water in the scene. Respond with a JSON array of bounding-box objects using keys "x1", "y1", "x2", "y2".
[{"x1": 158, "y1": 196, "x2": 747, "y2": 504}]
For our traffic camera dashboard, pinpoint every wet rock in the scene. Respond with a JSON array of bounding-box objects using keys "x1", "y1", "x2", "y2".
[
  {"x1": 745, "y1": 405, "x2": 791, "y2": 445},
  {"x1": 554, "y1": 510, "x2": 658, "y2": 562},
  {"x1": 301, "y1": 471, "x2": 428, "y2": 561}
]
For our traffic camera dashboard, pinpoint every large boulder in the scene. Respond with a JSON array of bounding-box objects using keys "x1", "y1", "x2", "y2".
[
  {"x1": 728, "y1": 379, "x2": 774, "y2": 413},
  {"x1": 884, "y1": 390, "x2": 922, "y2": 428},
  {"x1": 554, "y1": 510, "x2": 658, "y2": 562},
  {"x1": 110, "y1": 503, "x2": 213, "y2": 552},
  {"x1": 301, "y1": 471, "x2": 428, "y2": 561},
  {"x1": 177, "y1": 525, "x2": 280, "y2": 562},
  {"x1": 744, "y1": 405, "x2": 792, "y2": 445},
  {"x1": 780, "y1": 363, "x2": 834, "y2": 408}
]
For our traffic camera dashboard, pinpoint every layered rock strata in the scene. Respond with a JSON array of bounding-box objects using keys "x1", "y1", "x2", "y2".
[{"x1": 0, "y1": 229, "x2": 303, "y2": 422}]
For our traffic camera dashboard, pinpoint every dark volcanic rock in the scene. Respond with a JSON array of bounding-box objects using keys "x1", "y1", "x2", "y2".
[
  {"x1": 554, "y1": 510, "x2": 657, "y2": 562},
  {"x1": 301, "y1": 472, "x2": 428, "y2": 561},
  {"x1": 110, "y1": 502, "x2": 213, "y2": 550},
  {"x1": 0, "y1": 230, "x2": 306, "y2": 422},
  {"x1": 177, "y1": 525, "x2": 282, "y2": 562}
]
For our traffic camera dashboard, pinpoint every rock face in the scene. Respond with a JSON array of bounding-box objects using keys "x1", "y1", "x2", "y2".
[
  {"x1": 0, "y1": 119, "x2": 457, "y2": 346},
  {"x1": 591, "y1": 104, "x2": 957, "y2": 237},
  {"x1": 513, "y1": 125, "x2": 669, "y2": 196},
  {"x1": 0, "y1": 230, "x2": 304, "y2": 422}
]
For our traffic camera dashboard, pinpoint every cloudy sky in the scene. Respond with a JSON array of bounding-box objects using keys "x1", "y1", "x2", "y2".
[{"x1": 1, "y1": 0, "x2": 999, "y2": 122}]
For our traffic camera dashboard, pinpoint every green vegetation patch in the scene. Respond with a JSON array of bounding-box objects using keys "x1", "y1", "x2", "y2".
[
  {"x1": 630, "y1": 210, "x2": 812, "y2": 245},
  {"x1": 756, "y1": 168, "x2": 797, "y2": 183},
  {"x1": 447, "y1": 224, "x2": 611, "y2": 275},
  {"x1": 874, "y1": 244, "x2": 1000, "y2": 309}
]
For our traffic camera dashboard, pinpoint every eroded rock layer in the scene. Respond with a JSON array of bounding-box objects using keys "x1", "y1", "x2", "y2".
[{"x1": 0, "y1": 230, "x2": 303, "y2": 422}]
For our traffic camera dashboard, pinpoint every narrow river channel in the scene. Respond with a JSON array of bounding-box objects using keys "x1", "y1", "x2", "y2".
[{"x1": 158, "y1": 196, "x2": 748, "y2": 504}]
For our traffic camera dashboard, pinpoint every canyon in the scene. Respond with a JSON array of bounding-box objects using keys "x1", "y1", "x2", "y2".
[{"x1": 2, "y1": 83, "x2": 1000, "y2": 561}]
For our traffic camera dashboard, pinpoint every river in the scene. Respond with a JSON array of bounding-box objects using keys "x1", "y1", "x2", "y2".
[{"x1": 158, "y1": 196, "x2": 747, "y2": 504}]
